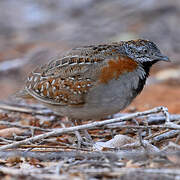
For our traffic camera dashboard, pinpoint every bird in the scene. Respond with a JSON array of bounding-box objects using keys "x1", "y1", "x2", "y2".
[{"x1": 17, "y1": 39, "x2": 170, "y2": 145}]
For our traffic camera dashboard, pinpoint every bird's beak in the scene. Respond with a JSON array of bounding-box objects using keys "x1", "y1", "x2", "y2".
[{"x1": 157, "y1": 55, "x2": 170, "y2": 62}]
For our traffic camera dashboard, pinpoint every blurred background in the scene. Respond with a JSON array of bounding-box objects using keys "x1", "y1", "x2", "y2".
[{"x1": 0, "y1": 0, "x2": 180, "y2": 113}]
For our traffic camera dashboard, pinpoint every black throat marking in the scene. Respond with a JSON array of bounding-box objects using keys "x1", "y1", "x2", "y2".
[{"x1": 133, "y1": 61, "x2": 156, "y2": 97}]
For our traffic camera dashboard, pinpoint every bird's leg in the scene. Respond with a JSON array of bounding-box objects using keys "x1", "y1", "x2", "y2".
[
  {"x1": 74, "y1": 130, "x2": 84, "y2": 148},
  {"x1": 69, "y1": 119, "x2": 91, "y2": 147},
  {"x1": 69, "y1": 119, "x2": 82, "y2": 147},
  {"x1": 76, "y1": 119, "x2": 93, "y2": 143},
  {"x1": 69, "y1": 119, "x2": 93, "y2": 147}
]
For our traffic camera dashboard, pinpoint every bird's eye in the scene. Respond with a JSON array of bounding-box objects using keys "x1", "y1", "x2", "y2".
[
  {"x1": 142, "y1": 49, "x2": 148, "y2": 53},
  {"x1": 129, "y1": 48, "x2": 133, "y2": 52}
]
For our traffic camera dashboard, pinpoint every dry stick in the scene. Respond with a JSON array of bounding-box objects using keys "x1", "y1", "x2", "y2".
[
  {"x1": 0, "y1": 165, "x2": 43, "y2": 178},
  {"x1": 104, "y1": 124, "x2": 180, "y2": 130},
  {"x1": 131, "y1": 119, "x2": 145, "y2": 148},
  {"x1": 0, "y1": 165, "x2": 69, "y2": 180},
  {"x1": 163, "y1": 141, "x2": 180, "y2": 151},
  {"x1": 147, "y1": 114, "x2": 180, "y2": 125},
  {"x1": 150, "y1": 130, "x2": 180, "y2": 143},
  {"x1": 104, "y1": 115, "x2": 180, "y2": 129},
  {"x1": 2, "y1": 120, "x2": 180, "y2": 135},
  {"x1": 145, "y1": 129, "x2": 169, "y2": 140},
  {"x1": 21, "y1": 144, "x2": 91, "y2": 151},
  {"x1": 0, "y1": 121, "x2": 51, "y2": 132},
  {"x1": 77, "y1": 167, "x2": 180, "y2": 176},
  {"x1": 1, "y1": 166, "x2": 180, "y2": 178},
  {"x1": 0, "y1": 102, "x2": 58, "y2": 116},
  {"x1": 0, "y1": 106, "x2": 168, "y2": 151},
  {"x1": 162, "y1": 107, "x2": 170, "y2": 122}
]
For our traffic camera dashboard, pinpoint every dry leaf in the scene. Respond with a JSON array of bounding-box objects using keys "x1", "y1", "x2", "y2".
[
  {"x1": 126, "y1": 160, "x2": 140, "y2": 168},
  {"x1": 94, "y1": 135, "x2": 135, "y2": 150},
  {"x1": 6, "y1": 156, "x2": 22, "y2": 166},
  {"x1": 0, "y1": 128, "x2": 25, "y2": 138},
  {"x1": 166, "y1": 154, "x2": 180, "y2": 165},
  {"x1": 94, "y1": 135, "x2": 159, "y2": 153},
  {"x1": 28, "y1": 158, "x2": 43, "y2": 167}
]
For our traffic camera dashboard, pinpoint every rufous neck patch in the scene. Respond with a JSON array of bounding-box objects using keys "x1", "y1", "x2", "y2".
[{"x1": 99, "y1": 56, "x2": 138, "y2": 84}]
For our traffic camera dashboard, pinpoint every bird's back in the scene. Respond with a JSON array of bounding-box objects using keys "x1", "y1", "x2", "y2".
[{"x1": 17, "y1": 39, "x2": 169, "y2": 119}]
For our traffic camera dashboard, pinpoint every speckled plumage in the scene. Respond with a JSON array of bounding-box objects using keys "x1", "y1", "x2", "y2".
[{"x1": 19, "y1": 39, "x2": 170, "y2": 119}]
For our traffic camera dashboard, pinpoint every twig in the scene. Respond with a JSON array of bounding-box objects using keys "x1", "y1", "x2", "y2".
[
  {"x1": 150, "y1": 130, "x2": 180, "y2": 143},
  {"x1": 175, "y1": 133, "x2": 180, "y2": 144},
  {"x1": 145, "y1": 129, "x2": 169, "y2": 140},
  {"x1": 0, "y1": 137, "x2": 13, "y2": 143},
  {"x1": 0, "y1": 106, "x2": 169, "y2": 150},
  {"x1": 0, "y1": 121, "x2": 51, "y2": 132},
  {"x1": 21, "y1": 144, "x2": 91, "y2": 151},
  {"x1": 147, "y1": 114, "x2": 180, "y2": 125},
  {"x1": 0, "y1": 150, "x2": 118, "y2": 161},
  {"x1": 103, "y1": 124, "x2": 180, "y2": 131},
  {"x1": 161, "y1": 107, "x2": 170, "y2": 122},
  {"x1": 0, "y1": 166, "x2": 53, "y2": 179},
  {"x1": 131, "y1": 119, "x2": 145, "y2": 148},
  {"x1": 0, "y1": 101, "x2": 59, "y2": 116},
  {"x1": 162, "y1": 142, "x2": 180, "y2": 151},
  {"x1": 0, "y1": 165, "x2": 180, "y2": 179},
  {"x1": 75, "y1": 167, "x2": 180, "y2": 176},
  {"x1": 0, "y1": 149, "x2": 179, "y2": 161}
]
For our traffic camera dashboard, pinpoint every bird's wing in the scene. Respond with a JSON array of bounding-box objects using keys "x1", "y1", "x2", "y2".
[{"x1": 25, "y1": 44, "x2": 137, "y2": 105}]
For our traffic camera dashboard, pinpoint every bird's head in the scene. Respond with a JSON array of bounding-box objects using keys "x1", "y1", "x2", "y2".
[{"x1": 123, "y1": 39, "x2": 170, "y2": 65}]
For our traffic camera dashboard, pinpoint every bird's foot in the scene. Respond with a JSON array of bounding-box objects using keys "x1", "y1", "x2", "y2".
[{"x1": 74, "y1": 130, "x2": 93, "y2": 148}]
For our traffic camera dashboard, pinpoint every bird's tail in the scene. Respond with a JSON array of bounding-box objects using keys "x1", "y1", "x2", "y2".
[{"x1": 13, "y1": 88, "x2": 33, "y2": 99}]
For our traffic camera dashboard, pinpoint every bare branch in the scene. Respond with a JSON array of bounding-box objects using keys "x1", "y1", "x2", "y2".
[
  {"x1": 0, "y1": 101, "x2": 59, "y2": 116},
  {"x1": 0, "y1": 106, "x2": 170, "y2": 150},
  {"x1": 0, "y1": 121, "x2": 51, "y2": 132}
]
